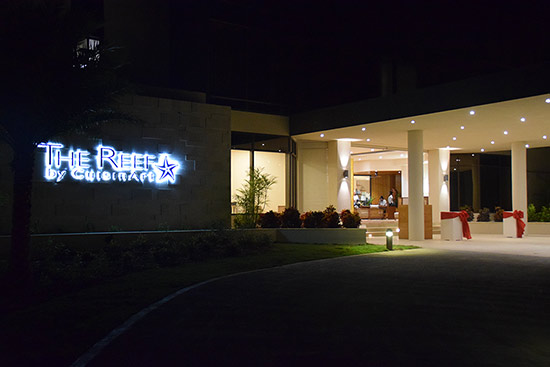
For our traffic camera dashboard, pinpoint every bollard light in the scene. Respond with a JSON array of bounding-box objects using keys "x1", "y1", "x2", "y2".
[{"x1": 386, "y1": 229, "x2": 393, "y2": 250}]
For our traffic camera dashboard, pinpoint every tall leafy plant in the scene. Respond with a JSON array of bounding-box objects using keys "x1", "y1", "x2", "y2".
[{"x1": 234, "y1": 168, "x2": 276, "y2": 228}]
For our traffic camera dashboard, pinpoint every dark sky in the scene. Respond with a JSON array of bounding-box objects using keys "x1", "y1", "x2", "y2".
[
  {"x1": 94, "y1": 0, "x2": 550, "y2": 113},
  {"x1": 202, "y1": 0, "x2": 549, "y2": 112}
]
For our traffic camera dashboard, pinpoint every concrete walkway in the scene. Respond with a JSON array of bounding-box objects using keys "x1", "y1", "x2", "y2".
[
  {"x1": 85, "y1": 240, "x2": 550, "y2": 366},
  {"x1": 369, "y1": 233, "x2": 550, "y2": 258}
]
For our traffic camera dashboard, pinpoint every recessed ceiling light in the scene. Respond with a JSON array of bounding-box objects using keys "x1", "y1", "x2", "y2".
[
  {"x1": 379, "y1": 155, "x2": 383, "y2": 159},
  {"x1": 525, "y1": 144, "x2": 530, "y2": 148},
  {"x1": 520, "y1": 117, "x2": 526, "y2": 122},
  {"x1": 491, "y1": 140, "x2": 495, "y2": 144},
  {"x1": 366, "y1": 138, "x2": 371, "y2": 142},
  {"x1": 460, "y1": 126, "x2": 465, "y2": 130},
  {"x1": 262, "y1": 143, "x2": 265, "y2": 146},
  {"x1": 362, "y1": 127, "x2": 366, "y2": 131},
  {"x1": 481, "y1": 148, "x2": 485, "y2": 152},
  {"x1": 471, "y1": 154, "x2": 475, "y2": 156},
  {"x1": 320, "y1": 133, "x2": 325, "y2": 138},
  {"x1": 453, "y1": 168, "x2": 457, "y2": 171},
  {"x1": 546, "y1": 98, "x2": 550, "y2": 103},
  {"x1": 358, "y1": 158, "x2": 362, "y2": 161},
  {"x1": 544, "y1": 135, "x2": 548, "y2": 139},
  {"x1": 452, "y1": 136, "x2": 457, "y2": 141},
  {"x1": 410, "y1": 120, "x2": 415, "y2": 124},
  {"x1": 504, "y1": 130, "x2": 508, "y2": 135},
  {"x1": 400, "y1": 153, "x2": 404, "y2": 157},
  {"x1": 446, "y1": 145, "x2": 450, "y2": 149},
  {"x1": 469, "y1": 110, "x2": 475, "y2": 115},
  {"x1": 371, "y1": 148, "x2": 375, "y2": 151}
]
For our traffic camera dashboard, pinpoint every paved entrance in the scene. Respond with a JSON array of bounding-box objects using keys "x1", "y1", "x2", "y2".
[
  {"x1": 369, "y1": 233, "x2": 550, "y2": 258},
  {"x1": 85, "y1": 246, "x2": 550, "y2": 366}
]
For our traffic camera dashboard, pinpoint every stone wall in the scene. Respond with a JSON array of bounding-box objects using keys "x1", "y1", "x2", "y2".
[{"x1": 0, "y1": 94, "x2": 231, "y2": 234}]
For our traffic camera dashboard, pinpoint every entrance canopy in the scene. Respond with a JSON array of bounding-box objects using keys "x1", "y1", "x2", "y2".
[{"x1": 293, "y1": 94, "x2": 550, "y2": 153}]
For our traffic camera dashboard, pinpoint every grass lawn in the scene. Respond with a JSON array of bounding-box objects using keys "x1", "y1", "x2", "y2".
[{"x1": 0, "y1": 242, "x2": 416, "y2": 366}]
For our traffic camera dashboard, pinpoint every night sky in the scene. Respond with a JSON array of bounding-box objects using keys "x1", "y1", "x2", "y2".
[
  {"x1": 82, "y1": 0, "x2": 550, "y2": 113},
  {"x1": 191, "y1": 0, "x2": 549, "y2": 112}
]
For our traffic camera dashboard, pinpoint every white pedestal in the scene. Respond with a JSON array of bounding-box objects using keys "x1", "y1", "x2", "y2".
[
  {"x1": 441, "y1": 217, "x2": 462, "y2": 241},
  {"x1": 503, "y1": 214, "x2": 519, "y2": 238}
]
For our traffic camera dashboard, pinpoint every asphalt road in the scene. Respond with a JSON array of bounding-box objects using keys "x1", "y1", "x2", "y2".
[{"x1": 87, "y1": 248, "x2": 550, "y2": 366}]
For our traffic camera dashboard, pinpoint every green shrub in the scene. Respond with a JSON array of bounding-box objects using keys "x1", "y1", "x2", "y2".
[
  {"x1": 340, "y1": 209, "x2": 361, "y2": 228},
  {"x1": 28, "y1": 230, "x2": 273, "y2": 297},
  {"x1": 322, "y1": 205, "x2": 340, "y2": 228},
  {"x1": 259, "y1": 210, "x2": 282, "y2": 228},
  {"x1": 281, "y1": 207, "x2": 302, "y2": 228},
  {"x1": 540, "y1": 206, "x2": 550, "y2": 222},
  {"x1": 528, "y1": 203, "x2": 539, "y2": 222}
]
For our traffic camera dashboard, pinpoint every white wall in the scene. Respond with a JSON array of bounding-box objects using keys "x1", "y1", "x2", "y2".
[{"x1": 297, "y1": 141, "x2": 329, "y2": 211}]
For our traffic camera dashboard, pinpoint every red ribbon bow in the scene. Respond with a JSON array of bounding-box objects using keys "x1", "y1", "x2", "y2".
[
  {"x1": 503, "y1": 210, "x2": 525, "y2": 238},
  {"x1": 440, "y1": 211, "x2": 472, "y2": 239}
]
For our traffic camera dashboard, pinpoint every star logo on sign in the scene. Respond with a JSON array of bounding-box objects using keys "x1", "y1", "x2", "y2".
[{"x1": 155, "y1": 156, "x2": 179, "y2": 183}]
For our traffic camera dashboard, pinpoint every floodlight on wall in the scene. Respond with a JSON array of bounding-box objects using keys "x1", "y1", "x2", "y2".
[{"x1": 343, "y1": 170, "x2": 349, "y2": 178}]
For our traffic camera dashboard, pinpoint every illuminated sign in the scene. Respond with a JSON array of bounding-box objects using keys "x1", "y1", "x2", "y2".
[{"x1": 38, "y1": 142, "x2": 181, "y2": 184}]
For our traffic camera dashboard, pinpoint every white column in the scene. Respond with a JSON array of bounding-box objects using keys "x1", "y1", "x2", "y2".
[
  {"x1": 511, "y1": 142, "x2": 528, "y2": 235},
  {"x1": 428, "y1": 149, "x2": 450, "y2": 226},
  {"x1": 408, "y1": 130, "x2": 424, "y2": 240},
  {"x1": 328, "y1": 140, "x2": 352, "y2": 212}
]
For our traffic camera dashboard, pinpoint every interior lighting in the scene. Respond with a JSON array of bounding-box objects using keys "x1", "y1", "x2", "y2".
[
  {"x1": 481, "y1": 148, "x2": 485, "y2": 152},
  {"x1": 410, "y1": 120, "x2": 415, "y2": 124},
  {"x1": 446, "y1": 145, "x2": 450, "y2": 149},
  {"x1": 400, "y1": 153, "x2": 404, "y2": 157},
  {"x1": 525, "y1": 144, "x2": 530, "y2": 148},
  {"x1": 366, "y1": 138, "x2": 371, "y2": 142},
  {"x1": 320, "y1": 133, "x2": 325, "y2": 138},
  {"x1": 362, "y1": 127, "x2": 366, "y2": 131},
  {"x1": 504, "y1": 131, "x2": 508, "y2": 135},
  {"x1": 469, "y1": 110, "x2": 475, "y2": 115},
  {"x1": 460, "y1": 126, "x2": 465, "y2": 130},
  {"x1": 543, "y1": 135, "x2": 548, "y2": 139},
  {"x1": 452, "y1": 136, "x2": 457, "y2": 141},
  {"x1": 546, "y1": 98, "x2": 550, "y2": 103},
  {"x1": 520, "y1": 117, "x2": 526, "y2": 122},
  {"x1": 491, "y1": 140, "x2": 495, "y2": 144},
  {"x1": 371, "y1": 148, "x2": 375, "y2": 151},
  {"x1": 379, "y1": 155, "x2": 383, "y2": 159},
  {"x1": 471, "y1": 154, "x2": 475, "y2": 156}
]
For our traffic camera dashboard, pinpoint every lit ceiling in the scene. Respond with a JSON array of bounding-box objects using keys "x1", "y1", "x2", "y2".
[{"x1": 293, "y1": 94, "x2": 550, "y2": 155}]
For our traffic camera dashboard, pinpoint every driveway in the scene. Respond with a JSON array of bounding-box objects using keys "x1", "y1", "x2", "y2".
[{"x1": 85, "y1": 247, "x2": 550, "y2": 366}]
